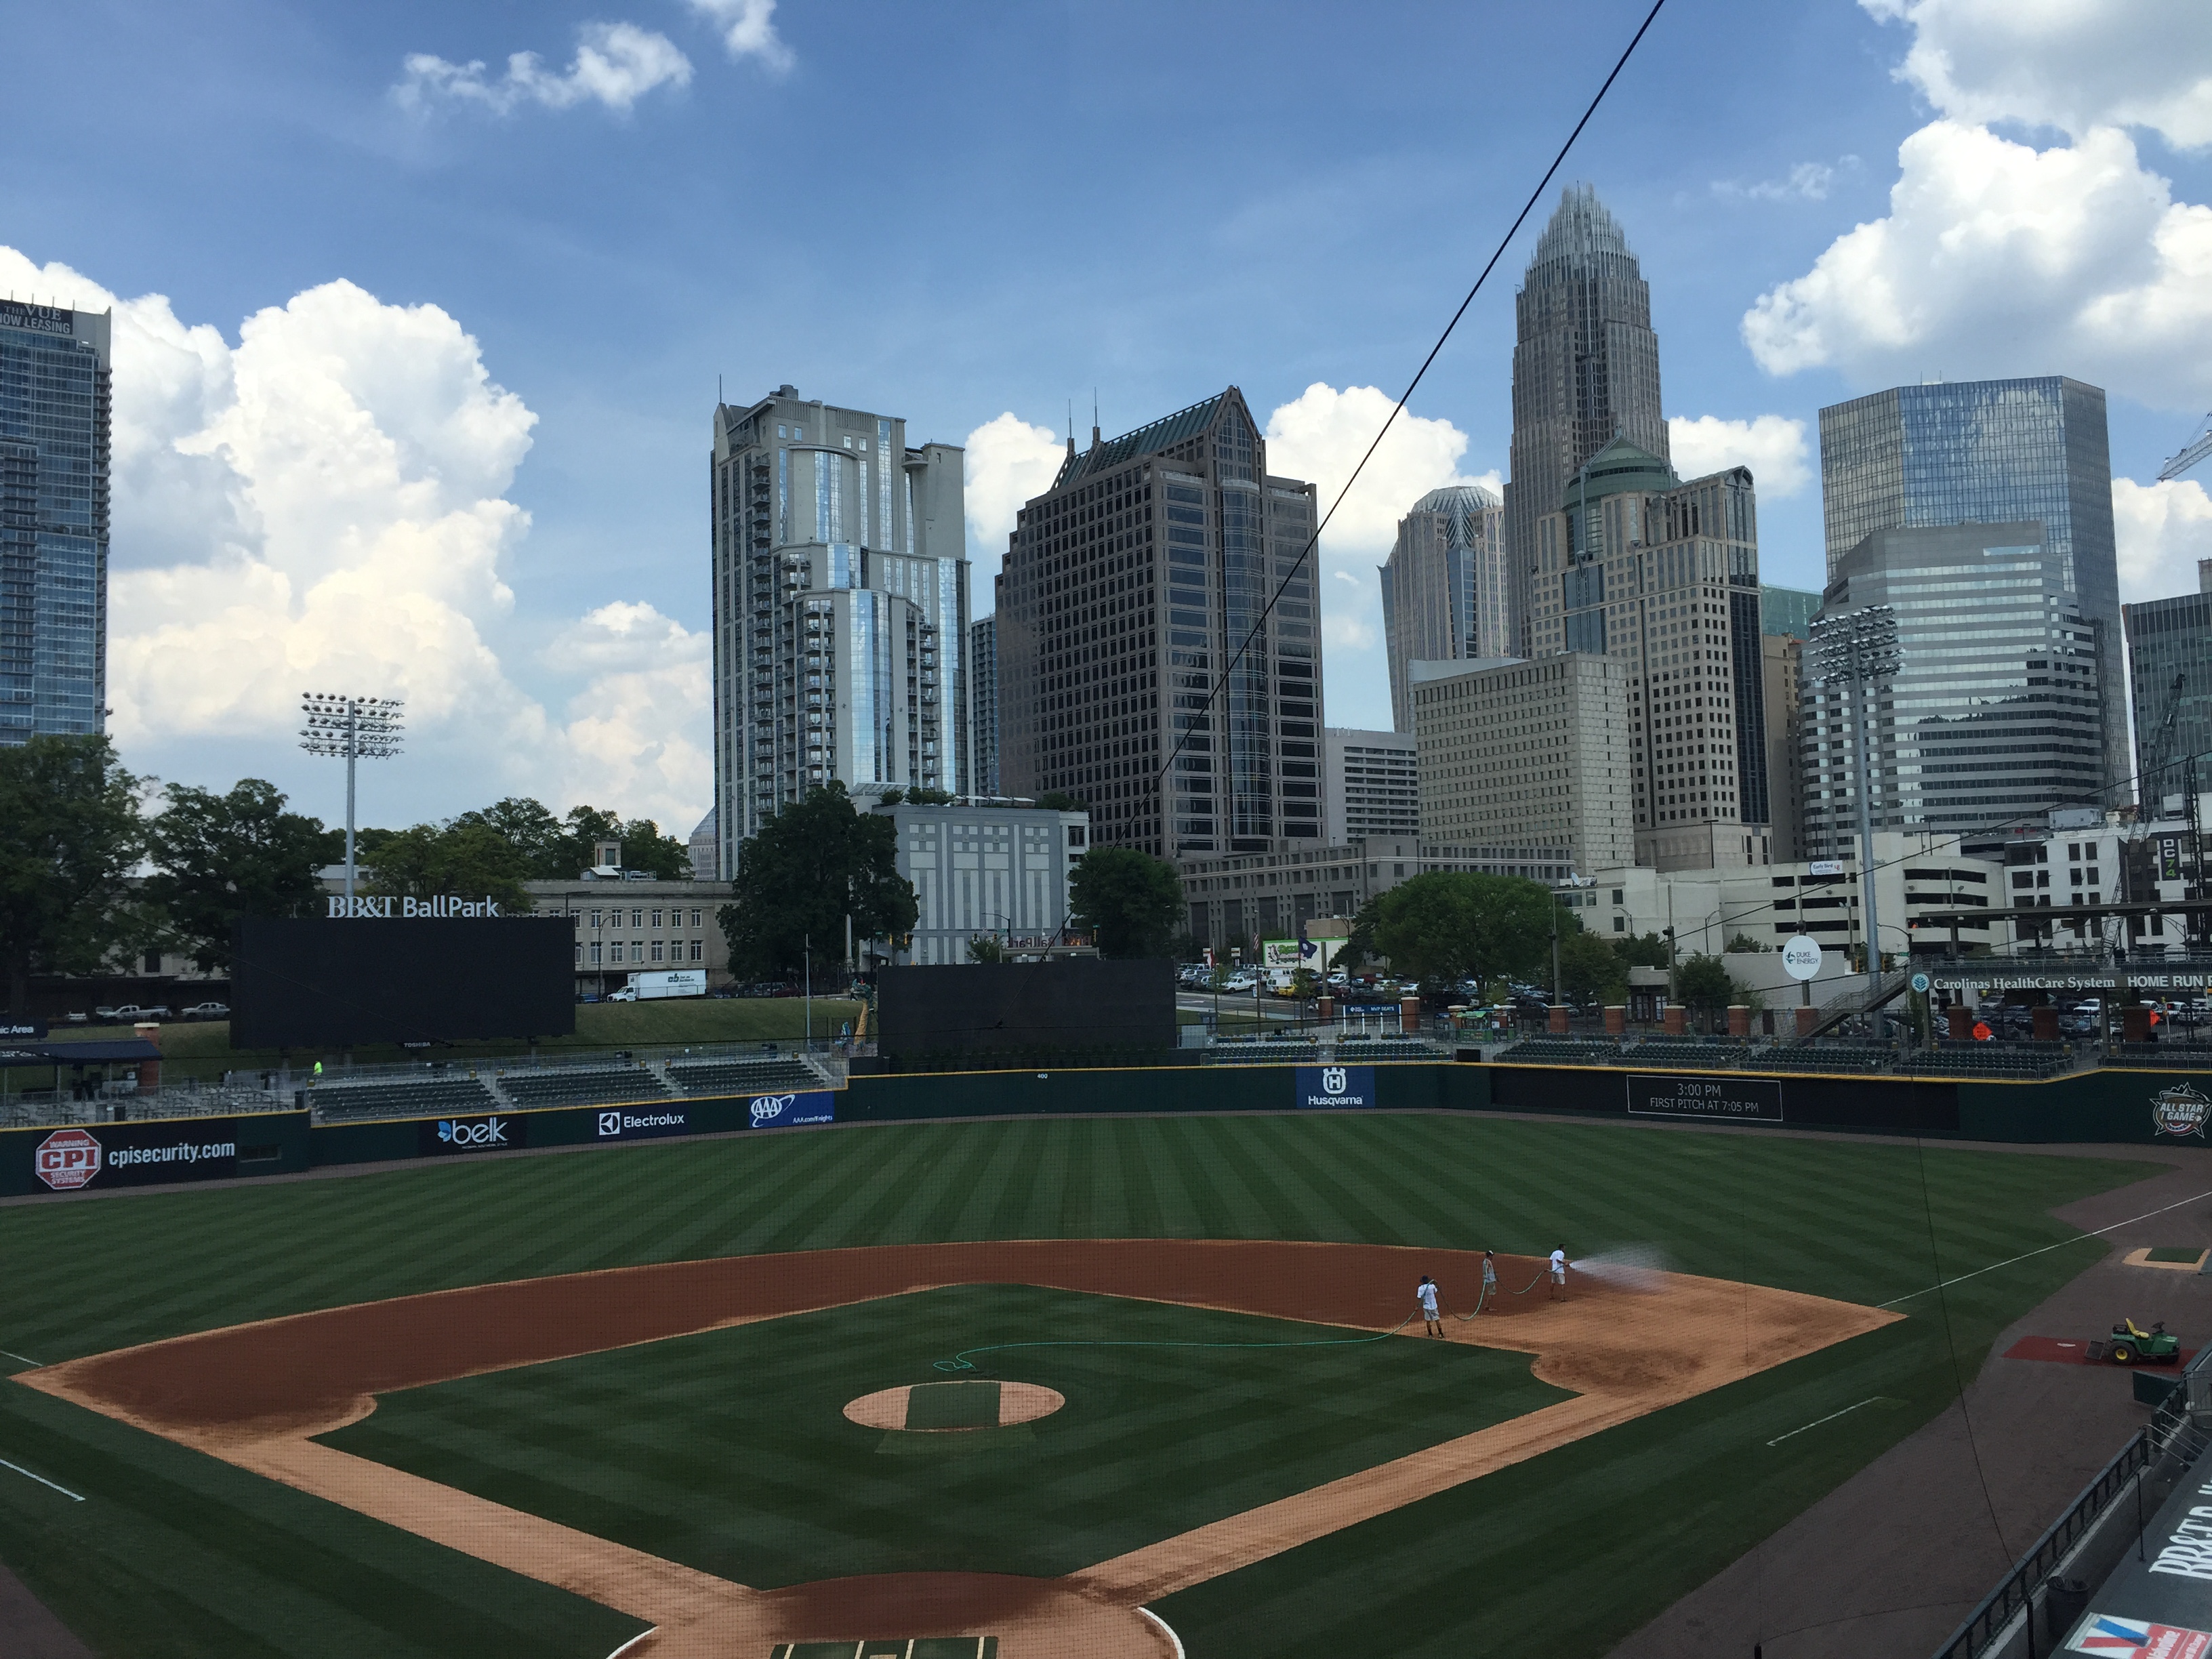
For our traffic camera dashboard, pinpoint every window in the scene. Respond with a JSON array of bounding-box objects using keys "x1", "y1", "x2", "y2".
[
  {"x1": 605, "y1": 941, "x2": 619, "y2": 961},
  {"x1": 651, "y1": 909, "x2": 663, "y2": 930},
  {"x1": 631, "y1": 942, "x2": 644, "y2": 963},
  {"x1": 691, "y1": 909, "x2": 703, "y2": 928},
  {"x1": 632, "y1": 909, "x2": 644, "y2": 927},
  {"x1": 591, "y1": 910, "x2": 602, "y2": 928},
  {"x1": 590, "y1": 943, "x2": 602, "y2": 965},
  {"x1": 690, "y1": 939, "x2": 704, "y2": 962},
  {"x1": 651, "y1": 942, "x2": 664, "y2": 963}
]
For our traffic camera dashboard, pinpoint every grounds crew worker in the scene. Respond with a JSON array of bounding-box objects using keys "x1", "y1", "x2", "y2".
[
  {"x1": 1549, "y1": 1247, "x2": 1568, "y2": 1300},
  {"x1": 1416, "y1": 1274, "x2": 1443, "y2": 1336}
]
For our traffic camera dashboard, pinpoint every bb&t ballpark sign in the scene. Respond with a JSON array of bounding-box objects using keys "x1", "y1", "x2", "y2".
[{"x1": 328, "y1": 895, "x2": 507, "y2": 918}]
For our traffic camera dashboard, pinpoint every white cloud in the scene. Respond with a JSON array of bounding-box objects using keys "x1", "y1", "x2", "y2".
[
  {"x1": 396, "y1": 22, "x2": 693, "y2": 115},
  {"x1": 963, "y1": 411, "x2": 1065, "y2": 588},
  {"x1": 1666, "y1": 414, "x2": 1811, "y2": 497},
  {"x1": 1261, "y1": 384, "x2": 1496, "y2": 558},
  {"x1": 0, "y1": 245, "x2": 708, "y2": 828},
  {"x1": 1742, "y1": 121, "x2": 2212, "y2": 406},
  {"x1": 687, "y1": 0, "x2": 796, "y2": 72},
  {"x1": 1862, "y1": 0, "x2": 2212, "y2": 148},
  {"x1": 1713, "y1": 161, "x2": 1852, "y2": 203},
  {"x1": 2116, "y1": 475, "x2": 2212, "y2": 605}
]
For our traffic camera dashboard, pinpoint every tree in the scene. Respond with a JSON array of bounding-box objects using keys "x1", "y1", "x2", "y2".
[
  {"x1": 453, "y1": 797, "x2": 567, "y2": 876},
  {"x1": 1368, "y1": 872, "x2": 1555, "y2": 987},
  {"x1": 905, "y1": 786, "x2": 954, "y2": 806},
  {"x1": 144, "y1": 779, "x2": 341, "y2": 970},
  {"x1": 0, "y1": 737, "x2": 152, "y2": 1014},
  {"x1": 365, "y1": 821, "x2": 536, "y2": 913},
  {"x1": 1613, "y1": 930, "x2": 1671, "y2": 970},
  {"x1": 1557, "y1": 929, "x2": 1628, "y2": 1008},
  {"x1": 1675, "y1": 953, "x2": 1738, "y2": 1016},
  {"x1": 1725, "y1": 932, "x2": 1769, "y2": 953},
  {"x1": 1068, "y1": 845, "x2": 1183, "y2": 959},
  {"x1": 1034, "y1": 790, "x2": 1086, "y2": 812},
  {"x1": 966, "y1": 935, "x2": 1005, "y2": 963},
  {"x1": 718, "y1": 783, "x2": 917, "y2": 979}
]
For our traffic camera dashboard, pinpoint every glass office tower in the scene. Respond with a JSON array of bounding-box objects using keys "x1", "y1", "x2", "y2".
[
  {"x1": 1378, "y1": 483, "x2": 1508, "y2": 733},
  {"x1": 0, "y1": 300, "x2": 111, "y2": 745},
  {"x1": 1801, "y1": 523, "x2": 2104, "y2": 857},
  {"x1": 1819, "y1": 377, "x2": 2122, "y2": 794},
  {"x1": 969, "y1": 613, "x2": 999, "y2": 796},
  {"x1": 2123, "y1": 567, "x2": 2212, "y2": 809}
]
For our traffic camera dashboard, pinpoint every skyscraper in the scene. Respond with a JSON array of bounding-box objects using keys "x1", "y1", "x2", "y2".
[
  {"x1": 969, "y1": 613, "x2": 1000, "y2": 796},
  {"x1": 1801, "y1": 523, "x2": 2103, "y2": 857},
  {"x1": 0, "y1": 300, "x2": 111, "y2": 745},
  {"x1": 1533, "y1": 437, "x2": 1773, "y2": 870},
  {"x1": 1818, "y1": 377, "x2": 2123, "y2": 795},
  {"x1": 1503, "y1": 186, "x2": 1668, "y2": 657},
  {"x1": 995, "y1": 388, "x2": 1324, "y2": 855},
  {"x1": 2122, "y1": 562, "x2": 2212, "y2": 811},
  {"x1": 1378, "y1": 483, "x2": 1508, "y2": 732},
  {"x1": 708, "y1": 387, "x2": 968, "y2": 873}
]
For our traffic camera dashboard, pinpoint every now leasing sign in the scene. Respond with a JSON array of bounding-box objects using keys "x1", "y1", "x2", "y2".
[{"x1": 328, "y1": 895, "x2": 506, "y2": 918}]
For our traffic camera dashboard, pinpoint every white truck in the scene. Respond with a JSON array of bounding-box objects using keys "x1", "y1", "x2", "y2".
[{"x1": 611, "y1": 969, "x2": 707, "y2": 1002}]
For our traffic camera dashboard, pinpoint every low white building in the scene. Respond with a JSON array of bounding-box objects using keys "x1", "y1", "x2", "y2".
[{"x1": 870, "y1": 799, "x2": 1090, "y2": 964}]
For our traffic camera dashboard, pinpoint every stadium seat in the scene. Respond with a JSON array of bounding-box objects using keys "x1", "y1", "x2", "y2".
[{"x1": 495, "y1": 1067, "x2": 672, "y2": 1108}]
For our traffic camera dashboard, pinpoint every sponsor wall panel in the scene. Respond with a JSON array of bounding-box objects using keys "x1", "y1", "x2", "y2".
[
  {"x1": 1486, "y1": 1066, "x2": 1958, "y2": 1134},
  {"x1": 2, "y1": 1112, "x2": 311, "y2": 1198}
]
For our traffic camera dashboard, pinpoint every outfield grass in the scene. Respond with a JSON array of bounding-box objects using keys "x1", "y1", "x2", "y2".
[
  {"x1": 321, "y1": 1284, "x2": 1569, "y2": 1585},
  {"x1": 37, "y1": 998, "x2": 863, "y2": 1085},
  {"x1": 0, "y1": 1113, "x2": 2158, "y2": 1658}
]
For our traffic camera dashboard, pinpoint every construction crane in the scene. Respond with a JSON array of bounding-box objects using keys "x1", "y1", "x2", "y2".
[{"x1": 2160, "y1": 414, "x2": 2212, "y2": 483}]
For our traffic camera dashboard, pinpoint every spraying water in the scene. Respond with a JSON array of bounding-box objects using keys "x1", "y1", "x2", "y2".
[{"x1": 1568, "y1": 1244, "x2": 1673, "y2": 1293}]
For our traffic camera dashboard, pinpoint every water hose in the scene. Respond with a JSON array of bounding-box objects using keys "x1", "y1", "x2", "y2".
[{"x1": 934, "y1": 1313, "x2": 1421, "y2": 1373}]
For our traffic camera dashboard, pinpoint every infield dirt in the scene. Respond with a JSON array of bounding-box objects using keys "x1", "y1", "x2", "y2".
[{"x1": 17, "y1": 1240, "x2": 1895, "y2": 1658}]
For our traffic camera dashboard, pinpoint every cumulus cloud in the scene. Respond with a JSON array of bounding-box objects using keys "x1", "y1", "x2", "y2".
[
  {"x1": 1261, "y1": 384, "x2": 1497, "y2": 558},
  {"x1": 0, "y1": 244, "x2": 709, "y2": 828},
  {"x1": 396, "y1": 22, "x2": 692, "y2": 115},
  {"x1": 2116, "y1": 476, "x2": 2212, "y2": 605},
  {"x1": 963, "y1": 412, "x2": 1065, "y2": 589},
  {"x1": 687, "y1": 0, "x2": 796, "y2": 72},
  {"x1": 1863, "y1": 0, "x2": 2212, "y2": 148},
  {"x1": 1742, "y1": 121, "x2": 2212, "y2": 405},
  {"x1": 1713, "y1": 160, "x2": 1853, "y2": 203},
  {"x1": 1666, "y1": 413, "x2": 1811, "y2": 496}
]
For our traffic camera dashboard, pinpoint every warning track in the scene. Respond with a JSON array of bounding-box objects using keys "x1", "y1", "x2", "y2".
[{"x1": 16, "y1": 1240, "x2": 1894, "y2": 1658}]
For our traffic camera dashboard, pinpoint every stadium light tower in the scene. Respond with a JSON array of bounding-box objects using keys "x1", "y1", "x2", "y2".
[
  {"x1": 1809, "y1": 607, "x2": 1901, "y2": 1008},
  {"x1": 299, "y1": 693, "x2": 405, "y2": 904}
]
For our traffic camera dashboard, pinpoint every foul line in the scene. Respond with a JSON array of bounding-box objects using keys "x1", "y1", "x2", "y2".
[
  {"x1": 1139, "y1": 1607, "x2": 1187, "y2": 1659},
  {"x1": 1879, "y1": 1187, "x2": 2212, "y2": 1309},
  {"x1": 0, "y1": 1349, "x2": 41, "y2": 1368},
  {"x1": 602, "y1": 1629, "x2": 657, "y2": 1659},
  {"x1": 0, "y1": 1457, "x2": 84, "y2": 1502},
  {"x1": 1767, "y1": 1397, "x2": 1883, "y2": 1447}
]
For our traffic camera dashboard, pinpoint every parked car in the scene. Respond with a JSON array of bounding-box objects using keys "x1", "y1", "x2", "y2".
[
  {"x1": 1220, "y1": 972, "x2": 1259, "y2": 993},
  {"x1": 178, "y1": 1002, "x2": 229, "y2": 1021},
  {"x1": 608, "y1": 987, "x2": 639, "y2": 1003},
  {"x1": 98, "y1": 1004, "x2": 170, "y2": 1023}
]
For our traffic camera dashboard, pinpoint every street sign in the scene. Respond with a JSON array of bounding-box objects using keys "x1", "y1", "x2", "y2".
[{"x1": 1782, "y1": 935, "x2": 1823, "y2": 981}]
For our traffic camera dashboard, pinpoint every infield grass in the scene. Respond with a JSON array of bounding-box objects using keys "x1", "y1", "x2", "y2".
[{"x1": 0, "y1": 1113, "x2": 2160, "y2": 1658}]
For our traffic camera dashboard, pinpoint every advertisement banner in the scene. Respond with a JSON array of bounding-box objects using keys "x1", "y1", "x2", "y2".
[
  {"x1": 594, "y1": 1106, "x2": 693, "y2": 1142},
  {"x1": 30, "y1": 1119, "x2": 243, "y2": 1192},
  {"x1": 2068, "y1": 1615, "x2": 2212, "y2": 1657},
  {"x1": 748, "y1": 1091, "x2": 836, "y2": 1128},
  {"x1": 1295, "y1": 1066, "x2": 1376, "y2": 1109},
  {"x1": 416, "y1": 1113, "x2": 528, "y2": 1155},
  {"x1": 1627, "y1": 1074, "x2": 1784, "y2": 1122}
]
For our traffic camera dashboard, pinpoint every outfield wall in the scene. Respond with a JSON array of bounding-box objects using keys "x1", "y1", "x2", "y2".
[{"x1": 7, "y1": 1061, "x2": 2211, "y2": 1198}]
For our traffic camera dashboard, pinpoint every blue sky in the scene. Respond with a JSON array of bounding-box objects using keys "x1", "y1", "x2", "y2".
[{"x1": 6, "y1": 0, "x2": 2211, "y2": 831}]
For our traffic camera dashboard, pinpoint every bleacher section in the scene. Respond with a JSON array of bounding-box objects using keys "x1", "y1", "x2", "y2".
[
  {"x1": 495, "y1": 1065, "x2": 672, "y2": 1109},
  {"x1": 1757, "y1": 1044, "x2": 1895, "y2": 1074},
  {"x1": 665, "y1": 1057, "x2": 823, "y2": 1096},
  {"x1": 2120, "y1": 1044, "x2": 2212, "y2": 1069},
  {"x1": 1905, "y1": 1042, "x2": 2070, "y2": 1080},
  {"x1": 310, "y1": 1077, "x2": 497, "y2": 1120},
  {"x1": 1334, "y1": 1039, "x2": 1443, "y2": 1063},
  {"x1": 1204, "y1": 1040, "x2": 1322, "y2": 1065},
  {"x1": 1499, "y1": 1040, "x2": 1621, "y2": 1066},
  {"x1": 1624, "y1": 1042, "x2": 1746, "y2": 1070}
]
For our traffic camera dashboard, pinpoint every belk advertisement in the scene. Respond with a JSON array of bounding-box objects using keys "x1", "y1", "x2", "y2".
[{"x1": 417, "y1": 1113, "x2": 528, "y2": 1155}]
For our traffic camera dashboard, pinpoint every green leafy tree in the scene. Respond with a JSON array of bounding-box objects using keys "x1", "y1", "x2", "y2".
[
  {"x1": 1336, "y1": 897, "x2": 1382, "y2": 973},
  {"x1": 365, "y1": 821, "x2": 536, "y2": 913},
  {"x1": 1034, "y1": 790, "x2": 1086, "y2": 812},
  {"x1": 453, "y1": 797, "x2": 567, "y2": 876},
  {"x1": 1613, "y1": 930, "x2": 1672, "y2": 969},
  {"x1": 1368, "y1": 872, "x2": 1556, "y2": 988},
  {"x1": 1675, "y1": 953, "x2": 1738, "y2": 1015},
  {"x1": 905, "y1": 786, "x2": 954, "y2": 806},
  {"x1": 718, "y1": 783, "x2": 917, "y2": 978},
  {"x1": 1286, "y1": 966, "x2": 1322, "y2": 999},
  {"x1": 1725, "y1": 932, "x2": 1769, "y2": 954},
  {"x1": 0, "y1": 736, "x2": 153, "y2": 1014},
  {"x1": 1558, "y1": 929, "x2": 1628, "y2": 1007},
  {"x1": 548, "y1": 804, "x2": 691, "y2": 880},
  {"x1": 145, "y1": 779, "x2": 341, "y2": 970},
  {"x1": 1069, "y1": 845, "x2": 1183, "y2": 959},
  {"x1": 966, "y1": 935, "x2": 1005, "y2": 963}
]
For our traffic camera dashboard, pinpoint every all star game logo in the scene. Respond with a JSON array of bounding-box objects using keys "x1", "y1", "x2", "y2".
[{"x1": 2152, "y1": 1084, "x2": 2212, "y2": 1139}]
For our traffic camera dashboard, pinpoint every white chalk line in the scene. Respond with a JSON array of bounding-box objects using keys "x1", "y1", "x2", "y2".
[
  {"x1": 602, "y1": 1628, "x2": 657, "y2": 1659},
  {"x1": 0, "y1": 1349, "x2": 41, "y2": 1368},
  {"x1": 1139, "y1": 1606, "x2": 1187, "y2": 1658},
  {"x1": 1767, "y1": 1397, "x2": 1885, "y2": 1447},
  {"x1": 0, "y1": 1457, "x2": 84, "y2": 1501},
  {"x1": 1880, "y1": 1187, "x2": 2212, "y2": 1309}
]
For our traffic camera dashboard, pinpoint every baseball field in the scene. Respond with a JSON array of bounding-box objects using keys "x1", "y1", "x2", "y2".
[{"x1": 0, "y1": 1109, "x2": 2157, "y2": 1656}]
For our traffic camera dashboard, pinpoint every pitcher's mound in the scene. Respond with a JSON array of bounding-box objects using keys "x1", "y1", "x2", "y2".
[{"x1": 845, "y1": 1381, "x2": 1067, "y2": 1432}]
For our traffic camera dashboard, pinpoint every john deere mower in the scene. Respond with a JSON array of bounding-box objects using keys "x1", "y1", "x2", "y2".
[{"x1": 2087, "y1": 1319, "x2": 2182, "y2": 1366}]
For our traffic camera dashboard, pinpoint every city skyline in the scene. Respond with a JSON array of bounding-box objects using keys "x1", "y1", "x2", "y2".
[{"x1": 3, "y1": 2, "x2": 2208, "y2": 827}]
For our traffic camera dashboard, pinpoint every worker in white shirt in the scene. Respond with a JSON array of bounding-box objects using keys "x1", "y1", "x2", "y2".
[
  {"x1": 1549, "y1": 1248, "x2": 1568, "y2": 1300},
  {"x1": 1416, "y1": 1273, "x2": 1443, "y2": 1336}
]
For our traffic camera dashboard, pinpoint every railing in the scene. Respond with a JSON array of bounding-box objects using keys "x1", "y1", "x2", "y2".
[{"x1": 1929, "y1": 1431, "x2": 2152, "y2": 1659}]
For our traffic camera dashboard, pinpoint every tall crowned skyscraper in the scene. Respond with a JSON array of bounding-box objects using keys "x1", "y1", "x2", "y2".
[
  {"x1": 996, "y1": 389, "x2": 1323, "y2": 855},
  {"x1": 0, "y1": 300, "x2": 111, "y2": 745},
  {"x1": 1503, "y1": 186, "x2": 1668, "y2": 657},
  {"x1": 1378, "y1": 483, "x2": 1508, "y2": 733},
  {"x1": 708, "y1": 387, "x2": 968, "y2": 874}
]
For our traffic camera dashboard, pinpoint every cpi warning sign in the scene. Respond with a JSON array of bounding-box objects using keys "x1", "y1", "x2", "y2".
[{"x1": 35, "y1": 1127, "x2": 102, "y2": 1190}]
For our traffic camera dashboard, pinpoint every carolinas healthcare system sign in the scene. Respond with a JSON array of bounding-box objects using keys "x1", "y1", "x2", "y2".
[
  {"x1": 748, "y1": 1091, "x2": 836, "y2": 1128},
  {"x1": 1295, "y1": 1066, "x2": 1376, "y2": 1109}
]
